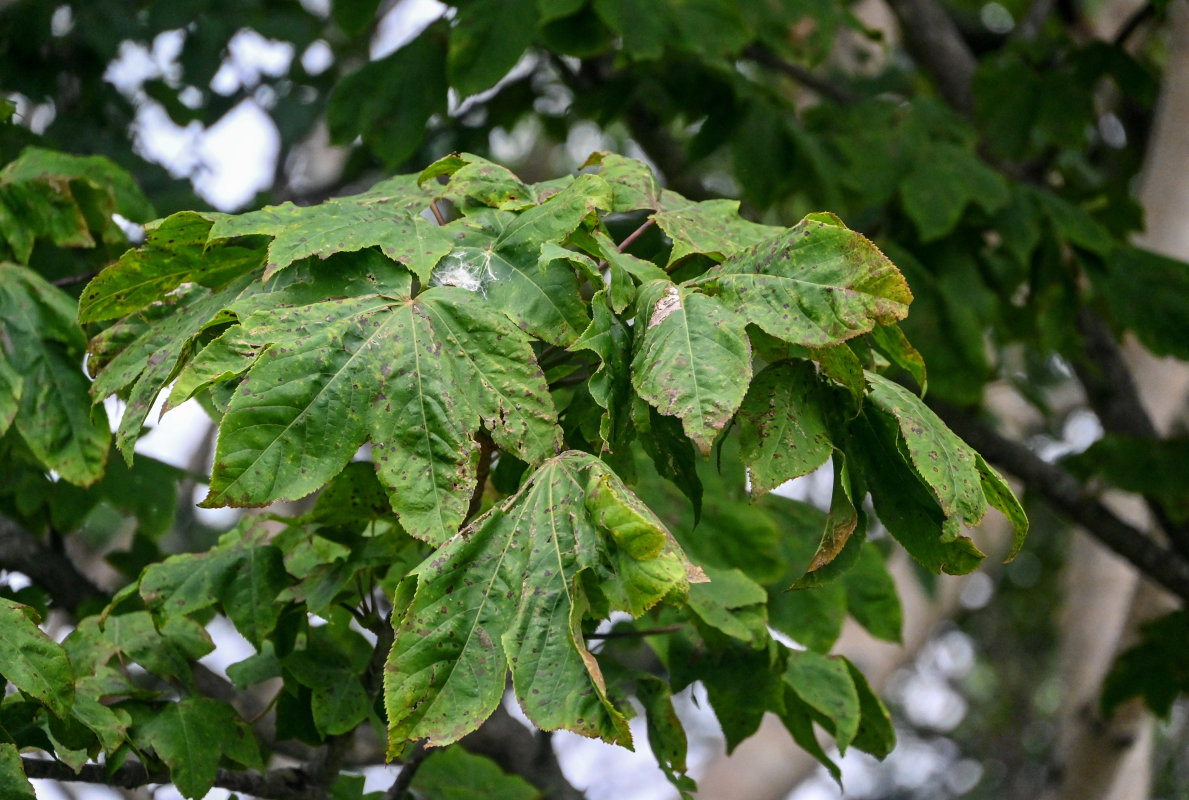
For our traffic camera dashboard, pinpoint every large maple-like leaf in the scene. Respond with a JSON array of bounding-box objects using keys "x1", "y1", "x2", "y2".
[
  {"x1": 207, "y1": 173, "x2": 450, "y2": 282},
  {"x1": 384, "y1": 451, "x2": 702, "y2": 750},
  {"x1": 78, "y1": 211, "x2": 259, "y2": 324},
  {"x1": 201, "y1": 284, "x2": 562, "y2": 544},
  {"x1": 697, "y1": 213, "x2": 913, "y2": 348}
]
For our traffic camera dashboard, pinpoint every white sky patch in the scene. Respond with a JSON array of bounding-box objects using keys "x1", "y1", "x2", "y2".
[
  {"x1": 198, "y1": 616, "x2": 258, "y2": 680},
  {"x1": 372, "y1": 0, "x2": 447, "y2": 59},
  {"x1": 299, "y1": 0, "x2": 330, "y2": 17},
  {"x1": 51, "y1": 5, "x2": 74, "y2": 37},
  {"x1": 301, "y1": 39, "x2": 334, "y2": 75},
  {"x1": 210, "y1": 29, "x2": 294, "y2": 96},
  {"x1": 565, "y1": 121, "x2": 613, "y2": 170},
  {"x1": 104, "y1": 30, "x2": 185, "y2": 95},
  {"x1": 131, "y1": 394, "x2": 211, "y2": 469},
  {"x1": 130, "y1": 101, "x2": 205, "y2": 178},
  {"x1": 554, "y1": 717, "x2": 673, "y2": 800},
  {"x1": 194, "y1": 99, "x2": 281, "y2": 209},
  {"x1": 104, "y1": 40, "x2": 159, "y2": 95}
]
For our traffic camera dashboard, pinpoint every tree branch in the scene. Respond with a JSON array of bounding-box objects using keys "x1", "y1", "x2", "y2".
[
  {"x1": 460, "y1": 703, "x2": 585, "y2": 800},
  {"x1": 931, "y1": 401, "x2": 1189, "y2": 602},
  {"x1": 884, "y1": 0, "x2": 977, "y2": 114},
  {"x1": 1072, "y1": 309, "x2": 1189, "y2": 558},
  {"x1": 0, "y1": 515, "x2": 108, "y2": 615},
  {"x1": 1014, "y1": 0, "x2": 1056, "y2": 41},
  {"x1": 742, "y1": 44, "x2": 859, "y2": 104},
  {"x1": 51, "y1": 271, "x2": 100, "y2": 289},
  {"x1": 1114, "y1": 3, "x2": 1157, "y2": 46},
  {"x1": 384, "y1": 741, "x2": 430, "y2": 800},
  {"x1": 20, "y1": 759, "x2": 326, "y2": 800}
]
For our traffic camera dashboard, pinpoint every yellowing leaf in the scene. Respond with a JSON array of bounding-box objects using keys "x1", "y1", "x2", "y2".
[{"x1": 699, "y1": 214, "x2": 912, "y2": 348}]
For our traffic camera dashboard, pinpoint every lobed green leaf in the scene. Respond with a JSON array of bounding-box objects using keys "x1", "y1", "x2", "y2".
[
  {"x1": 699, "y1": 214, "x2": 913, "y2": 349},
  {"x1": 203, "y1": 287, "x2": 562, "y2": 544},
  {"x1": 384, "y1": 451, "x2": 698, "y2": 750}
]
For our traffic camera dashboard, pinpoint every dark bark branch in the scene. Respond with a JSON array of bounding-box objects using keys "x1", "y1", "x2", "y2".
[
  {"x1": 555, "y1": 55, "x2": 710, "y2": 201},
  {"x1": 51, "y1": 271, "x2": 99, "y2": 288},
  {"x1": 884, "y1": 0, "x2": 977, "y2": 114},
  {"x1": 0, "y1": 515, "x2": 108, "y2": 615},
  {"x1": 20, "y1": 759, "x2": 326, "y2": 800},
  {"x1": 460, "y1": 703, "x2": 585, "y2": 800},
  {"x1": 616, "y1": 217, "x2": 655, "y2": 254},
  {"x1": 1014, "y1": 0, "x2": 1056, "y2": 41},
  {"x1": 742, "y1": 44, "x2": 860, "y2": 104},
  {"x1": 1072, "y1": 309, "x2": 1189, "y2": 558},
  {"x1": 1114, "y1": 3, "x2": 1156, "y2": 46},
  {"x1": 932, "y1": 402, "x2": 1189, "y2": 602},
  {"x1": 385, "y1": 741, "x2": 429, "y2": 800}
]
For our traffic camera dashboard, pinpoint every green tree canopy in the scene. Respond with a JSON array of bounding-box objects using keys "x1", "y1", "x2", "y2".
[{"x1": 2, "y1": 2, "x2": 1188, "y2": 799}]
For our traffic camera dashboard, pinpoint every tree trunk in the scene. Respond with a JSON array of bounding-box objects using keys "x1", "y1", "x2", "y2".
[{"x1": 1047, "y1": 6, "x2": 1189, "y2": 797}]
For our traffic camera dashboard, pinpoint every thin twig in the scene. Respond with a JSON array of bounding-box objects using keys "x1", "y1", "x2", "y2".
[
  {"x1": 429, "y1": 200, "x2": 447, "y2": 226},
  {"x1": 1114, "y1": 3, "x2": 1156, "y2": 47},
  {"x1": 617, "y1": 217, "x2": 655, "y2": 253},
  {"x1": 743, "y1": 44, "x2": 859, "y2": 105},
  {"x1": 586, "y1": 624, "x2": 684, "y2": 640},
  {"x1": 385, "y1": 741, "x2": 431, "y2": 800},
  {"x1": 595, "y1": 217, "x2": 655, "y2": 276},
  {"x1": 52, "y1": 271, "x2": 100, "y2": 288},
  {"x1": 20, "y1": 759, "x2": 325, "y2": 800}
]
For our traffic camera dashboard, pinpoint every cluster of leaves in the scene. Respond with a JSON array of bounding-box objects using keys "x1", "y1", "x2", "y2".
[
  {"x1": 9, "y1": 0, "x2": 1189, "y2": 796},
  {"x1": 0, "y1": 139, "x2": 1027, "y2": 800}
]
